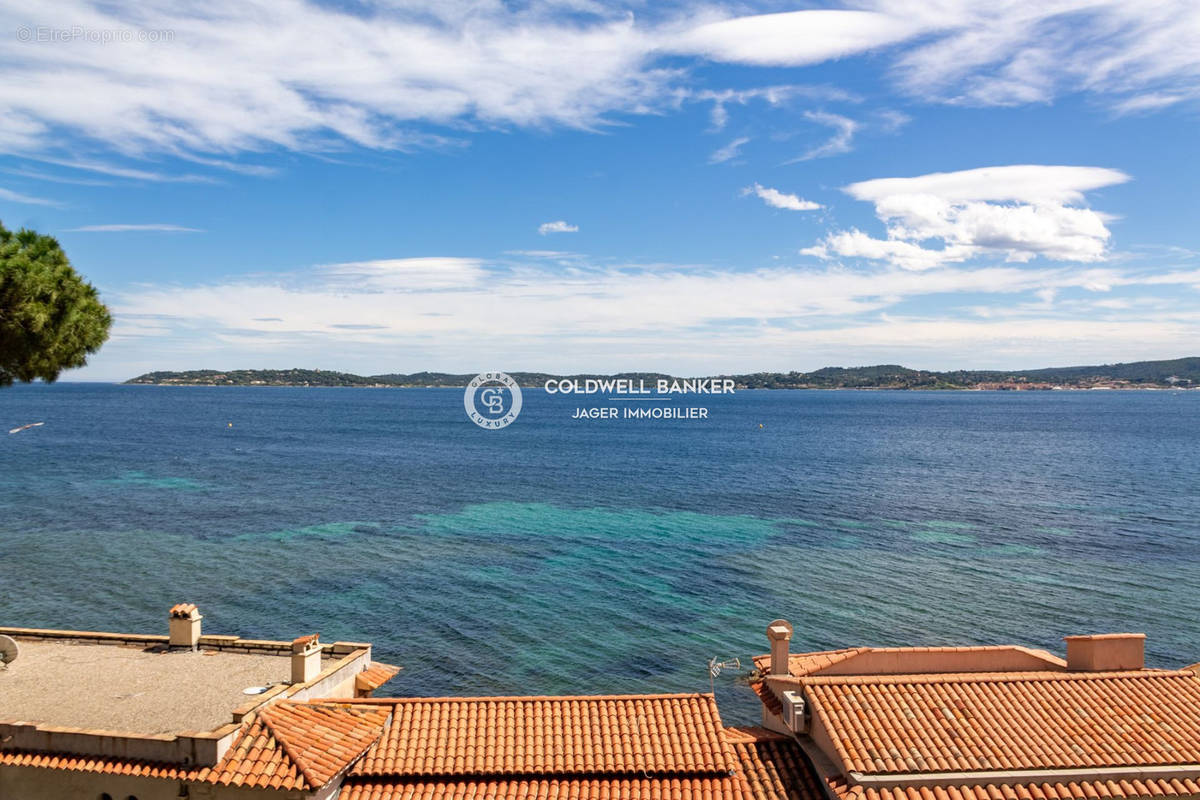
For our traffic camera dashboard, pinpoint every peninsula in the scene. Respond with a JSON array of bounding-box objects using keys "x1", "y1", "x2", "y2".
[{"x1": 125, "y1": 357, "x2": 1200, "y2": 390}]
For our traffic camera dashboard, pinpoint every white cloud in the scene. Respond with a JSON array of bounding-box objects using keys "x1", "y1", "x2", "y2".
[
  {"x1": 92, "y1": 254, "x2": 1200, "y2": 377},
  {"x1": 743, "y1": 183, "x2": 821, "y2": 211},
  {"x1": 805, "y1": 165, "x2": 1131, "y2": 269},
  {"x1": 0, "y1": 186, "x2": 60, "y2": 206},
  {"x1": 845, "y1": 165, "x2": 1131, "y2": 205},
  {"x1": 105, "y1": 260, "x2": 1073, "y2": 343},
  {"x1": 709, "y1": 136, "x2": 749, "y2": 164},
  {"x1": 320, "y1": 257, "x2": 485, "y2": 290},
  {"x1": 803, "y1": 230, "x2": 972, "y2": 271},
  {"x1": 67, "y1": 223, "x2": 203, "y2": 232},
  {"x1": 788, "y1": 111, "x2": 859, "y2": 161},
  {"x1": 1, "y1": 1, "x2": 1195, "y2": 163},
  {"x1": 538, "y1": 220, "x2": 579, "y2": 235},
  {"x1": 670, "y1": 9, "x2": 928, "y2": 67}
]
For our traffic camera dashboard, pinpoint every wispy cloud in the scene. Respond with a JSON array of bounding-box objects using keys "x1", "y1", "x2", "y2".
[
  {"x1": 319, "y1": 257, "x2": 484, "y2": 290},
  {"x1": 875, "y1": 109, "x2": 912, "y2": 133},
  {"x1": 0, "y1": 186, "x2": 61, "y2": 206},
  {"x1": 888, "y1": 1, "x2": 1200, "y2": 110},
  {"x1": 743, "y1": 183, "x2": 821, "y2": 211},
  {"x1": 174, "y1": 155, "x2": 279, "y2": 177},
  {"x1": 538, "y1": 220, "x2": 579, "y2": 235},
  {"x1": 505, "y1": 250, "x2": 573, "y2": 258},
  {"x1": 709, "y1": 136, "x2": 749, "y2": 164},
  {"x1": 693, "y1": 85, "x2": 860, "y2": 130},
  {"x1": 1, "y1": 1, "x2": 1195, "y2": 163},
  {"x1": 33, "y1": 158, "x2": 214, "y2": 183},
  {"x1": 678, "y1": 2, "x2": 1200, "y2": 114},
  {"x1": 66, "y1": 224, "x2": 204, "y2": 232},
  {"x1": 2, "y1": 168, "x2": 112, "y2": 186},
  {"x1": 788, "y1": 111, "x2": 859, "y2": 162},
  {"x1": 1112, "y1": 93, "x2": 1187, "y2": 115},
  {"x1": 802, "y1": 165, "x2": 1131, "y2": 270}
]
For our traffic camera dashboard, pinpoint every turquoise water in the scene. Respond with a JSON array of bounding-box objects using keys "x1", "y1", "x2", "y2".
[{"x1": 1, "y1": 384, "x2": 1198, "y2": 721}]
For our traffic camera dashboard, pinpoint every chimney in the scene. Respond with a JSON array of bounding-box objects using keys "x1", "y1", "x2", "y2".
[
  {"x1": 168, "y1": 603, "x2": 202, "y2": 650},
  {"x1": 766, "y1": 619, "x2": 794, "y2": 675},
  {"x1": 1065, "y1": 633, "x2": 1145, "y2": 671},
  {"x1": 291, "y1": 634, "x2": 322, "y2": 684}
]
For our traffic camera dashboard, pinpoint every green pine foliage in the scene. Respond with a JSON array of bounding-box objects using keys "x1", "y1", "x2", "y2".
[{"x1": 0, "y1": 222, "x2": 112, "y2": 386}]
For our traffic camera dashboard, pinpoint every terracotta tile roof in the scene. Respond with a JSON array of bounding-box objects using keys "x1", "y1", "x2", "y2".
[
  {"x1": 829, "y1": 776, "x2": 1200, "y2": 800},
  {"x1": 724, "y1": 727, "x2": 826, "y2": 800},
  {"x1": 750, "y1": 678, "x2": 783, "y2": 716},
  {"x1": 292, "y1": 633, "x2": 320, "y2": 650},
  {"x1": 250, "y1": 701, "x2": 390, "y2": 787},
  {"x1": 0, "y1": 751, "x2": 193, "y2": 782},
  {"x1": 339, "y1": 775, "x2": 750, "y2": 800},
  {"x1": 197, "y1": 708, "x2": 308, "y2": 790},
  {"x1": 169, "y1": 602, "x2": 198, "y2": 618},
  {"x1": 0, "y1": 701, "x2": 390, "y2": 791},
  {"x1": 352, "y1": 694, "x2": 733, "y2": 777},
  {"x1": 341, "y1": 725, "x2": 827, "y2": 800},
  {"x1": 805, "y1": 670, "x2": 1200, "y2": 775},
  {"x1": 357, "y1": 661, "x2": 402, "y2": 693}
]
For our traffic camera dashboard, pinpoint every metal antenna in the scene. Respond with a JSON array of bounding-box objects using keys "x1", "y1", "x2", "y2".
[{"x1": 707, "y1": 656, "x2": 741, "y2": 694}]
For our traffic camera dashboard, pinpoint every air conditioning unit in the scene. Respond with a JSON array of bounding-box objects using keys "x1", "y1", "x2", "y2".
[{"x1": 781, "y1": 690, "x2": 808, "y2": 733}]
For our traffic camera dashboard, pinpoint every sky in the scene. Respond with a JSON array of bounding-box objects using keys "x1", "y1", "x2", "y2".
[{"x1": 1, "y1": 0, "x2": 1199, "y2": 380}]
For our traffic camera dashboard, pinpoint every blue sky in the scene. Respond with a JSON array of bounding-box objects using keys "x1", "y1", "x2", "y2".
[{"x1": 1, "y1": 0, "x2": 1198, "y2": 379}]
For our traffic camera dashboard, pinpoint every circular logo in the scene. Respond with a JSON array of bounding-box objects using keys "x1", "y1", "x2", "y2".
[{"x1": 464, "y1": 371, "x2": 523, "y2": 429}]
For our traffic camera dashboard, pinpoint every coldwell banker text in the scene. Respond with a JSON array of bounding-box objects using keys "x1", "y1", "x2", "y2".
[
  {"x1": 544, "y1": 378, "x2": 736, "y2": 394},
  {"x1": 544, "y1": 377, "x2": 735, "y2": 421}
]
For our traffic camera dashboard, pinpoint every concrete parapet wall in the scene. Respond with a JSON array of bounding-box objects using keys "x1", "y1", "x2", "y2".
[
  {"x1": 0, "y1": 626, "x2": 367, "y2": 660},
  {"x1": 0, "y1": 720, "x2": 239, "y2": 765}
]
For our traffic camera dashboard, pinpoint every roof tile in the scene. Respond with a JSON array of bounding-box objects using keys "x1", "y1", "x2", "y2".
[
  {"x1": 357, "y1": 662, "x2": 403, "y2": 693},
  {"x1": 169, "y1": 603, "x2": 198, "y2": 618},
  {"x1": 353, "y1": 694, "x2": 732, "y2": 778},
  {"x1": 0, "y1": 701, "x2": 389, "y2": 791},
  {"x1": 342, "y1": 725, "x2": 827, "y2": 800},
  {"x1": 805, "y1": 671, "x2": 1200, "y2": 775}
]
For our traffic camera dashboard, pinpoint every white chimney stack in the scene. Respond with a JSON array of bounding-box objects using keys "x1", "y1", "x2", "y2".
[
  {"x1": 168, "y1": 603, "x2": 202, "y2": 650},
  {"x1": 291, "y1": 634, "x2": 322, "y2": 684},
  {"x1": 766, "y1": 619, "x2": 794, "y2": 675}
]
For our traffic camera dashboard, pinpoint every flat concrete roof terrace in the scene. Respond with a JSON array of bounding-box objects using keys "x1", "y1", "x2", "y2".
[{"x1": 2, "y1": 640, "x2": 322, "y2": 735}]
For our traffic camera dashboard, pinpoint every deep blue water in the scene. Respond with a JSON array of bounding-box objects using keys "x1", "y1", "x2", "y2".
[{"x1": 2, "y1": 384, "x2": 1198, "y2": 722}]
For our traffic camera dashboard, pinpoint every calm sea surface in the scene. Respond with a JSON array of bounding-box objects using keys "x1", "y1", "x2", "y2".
[{"x1": 2, "y1": 384, "x2": 1198, "y2": 721}]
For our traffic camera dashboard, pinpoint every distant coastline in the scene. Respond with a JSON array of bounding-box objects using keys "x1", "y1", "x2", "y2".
[{"x1": 124, "y1": 358, "x2": 1200, "y2": 390}]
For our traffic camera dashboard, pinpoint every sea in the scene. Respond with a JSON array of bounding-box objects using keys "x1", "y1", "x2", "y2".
[{"x1": 1, "y1": 383, "x2": 1198, "y2": 722}]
